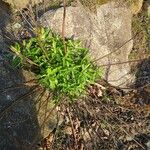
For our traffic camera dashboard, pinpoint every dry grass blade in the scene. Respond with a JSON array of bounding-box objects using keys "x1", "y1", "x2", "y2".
[
  {"x1": 18, "y1": 9, "x2": 34, "y2": 30},
  {"x1": 99, "y1": 57, "x2": 150, "y2": 67}
]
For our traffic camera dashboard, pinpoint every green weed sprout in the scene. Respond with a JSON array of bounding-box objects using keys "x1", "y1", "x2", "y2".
[{"x1": 11, "y1": 27, "x2": 102, "y2": 103}]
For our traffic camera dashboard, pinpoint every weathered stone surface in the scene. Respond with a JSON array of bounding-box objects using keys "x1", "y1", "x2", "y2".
[
  {"x1": 0, "y1": 4, "x2": 59, "y2": 149},
  {"x1": 0, "y1": 30, "x2": 58, "y2": 147},
  {"x1": 0, "y1": 63, "x2": 59, "y2": 149},
  {"x1": 40, "y1": 2, "x2": 134, "y2": 88}
]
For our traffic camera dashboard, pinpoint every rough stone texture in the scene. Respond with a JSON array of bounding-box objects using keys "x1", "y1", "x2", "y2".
[
  {"x1": 1, "y1": 0, "x2": 144, "y2": 14},
  {"x1": 0, "y1": 32, "x2": 58, "y2": 148},
  {"x1": 40, "y1": 2, "x2": 134, "y2": 88},
  {"x1": 0, "y1": 59, "x2": 59, "y2": 149},
  {"x1": 0, "y1": 3, "x2": 59, "y2": 149}
]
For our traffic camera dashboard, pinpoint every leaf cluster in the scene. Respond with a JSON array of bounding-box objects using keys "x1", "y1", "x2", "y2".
[{"x1": 11, "y1": 28, "x2": 102, "y2": 102}]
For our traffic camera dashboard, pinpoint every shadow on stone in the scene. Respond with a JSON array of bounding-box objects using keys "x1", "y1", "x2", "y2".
[
  {"x1": 133, "y1": 58, "x2": 150, "y2": 105},
  {"x1": 0, "y1": 1, "x2": 47, "y2": 149}
]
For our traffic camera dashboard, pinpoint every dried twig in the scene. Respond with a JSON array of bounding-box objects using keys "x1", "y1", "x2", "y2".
[
  {"x1": 98, "y1": 57, "x2": 150, "y2": 67},
  {"x1": 66, "y1": 107, "x2": 77, "y2": 149},
  {"x1": 62, "y1": 0, "x2": 67, "y2": 53}
]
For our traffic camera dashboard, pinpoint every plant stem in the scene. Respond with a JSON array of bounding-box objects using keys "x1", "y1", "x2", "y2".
[{"x1": 62, "y1": 0, "x2": 67, "y2": 53}]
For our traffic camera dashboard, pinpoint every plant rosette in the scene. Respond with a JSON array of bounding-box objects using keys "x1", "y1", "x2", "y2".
[{"x1": 10, "y1": 27, "x2": 102, "y2": 103}]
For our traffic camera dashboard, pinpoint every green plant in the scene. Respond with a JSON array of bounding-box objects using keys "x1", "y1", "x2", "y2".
[{"x1": 10, "y1": 27, "x2": 102, "y2": 103}]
